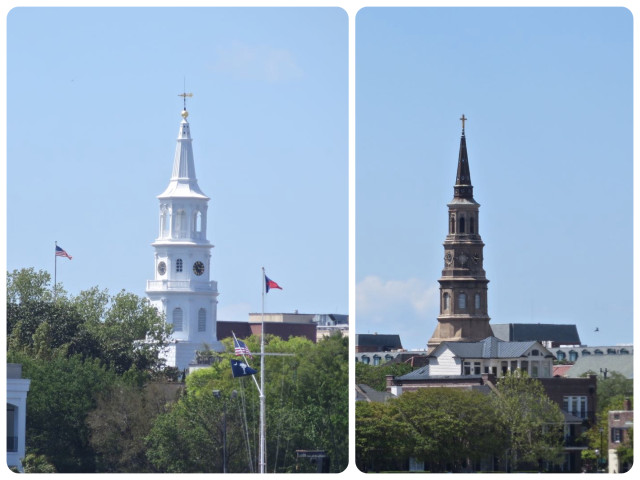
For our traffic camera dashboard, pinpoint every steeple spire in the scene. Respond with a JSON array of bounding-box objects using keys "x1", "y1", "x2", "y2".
[
  {"x1": 158, "y1": 99, "x2": 208, "y2": 200},
  {"x1": 454, "y1": 114, "x2": 473, "y2": 199}
]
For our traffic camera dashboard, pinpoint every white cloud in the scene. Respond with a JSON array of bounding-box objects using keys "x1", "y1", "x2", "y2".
[
  {"x1": 212, "y1": 42, "x2": 303, "y2": 83},
  {"x1": 356, "y1": 276, "x2": 439, "y2": 348},
  {"x1": 356, "y1": 275, "x2": 439, "y2": 323}
]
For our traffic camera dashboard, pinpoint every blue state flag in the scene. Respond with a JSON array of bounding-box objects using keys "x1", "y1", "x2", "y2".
[{"x1": 231, "y1": 359, "x2": 258, "y2": 378}]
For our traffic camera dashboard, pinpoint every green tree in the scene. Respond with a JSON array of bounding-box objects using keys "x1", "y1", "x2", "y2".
[
  {"x1": 146, "y1": 334, "x2": 348, "y2": 473},
  {"x1": 355, "y1": 361, "x2": 413, "y2": 391},
  {"x1": 7, "y1": 267, "x2": 55, "y2": 304},
  {"x1": 8, "y1": 351, "x2": 119, "y2": 473},
  {"x1": 492, "y1": 370, "x2": 565, "y2": 472},
  {"x1": 22, "y1": 453, "x2": 57, "y2": 473},
  {"x1": 395, "y1": 388, "x2": 504, "y2": 472},
  {"x1": 87, "y1": 382, "x2": 181, "y2": 472},
  {"x1": 356, "y1": 399, "x2": 411, "y2": 472}
]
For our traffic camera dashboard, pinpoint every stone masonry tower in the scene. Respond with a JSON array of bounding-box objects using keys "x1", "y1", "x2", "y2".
[{"x1": 427, "y1": 115, "x2": 492, "y2": 350}]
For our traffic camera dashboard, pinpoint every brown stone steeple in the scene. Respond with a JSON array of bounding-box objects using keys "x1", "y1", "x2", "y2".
[{"x1": 427, "y1": 116, "x2": 492, "y2": 350}]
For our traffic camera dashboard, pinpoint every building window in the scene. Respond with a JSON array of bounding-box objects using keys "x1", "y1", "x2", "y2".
[
  {"x1": 198, "y1": 308, "x2": 206, "y2": 332},
  {"x1": 176, "y1": 258, "x2": 183, "y2": 272},
  {"x1": 459, "y1": 217, "x2": 465, "y2": 233},
  {"x1": 531, "y1": 362, "x2": 539, "y2": 378},
  {"x1": 362, "y1": 356, "x2": 370, "y2": 365},
  {"x1": 501, "y1": 361, "x2": 508, "y2": 375},
  {"x1": 475, "y1": 293, "x2": 481, "y2": 310},
  {"x1": 510, "y1": 360, "x2": 518, "y2": 372},
  {"x1": 463, "y1": 361, "x2": 471, "y2": 375},
  {"x1": 556, "y1": 351, "x2": 565, "y2": 361},
  {"x1": 458, "y1": 293, "x2": 467, "y2": 309},
  {"x1": 613, "y1": 429, "x2": 622, "y2": 443},
  {"x1": 569, "y1": 350, "x2": 578, "y2": 362},
  {"x1": 473, "y1": 362, "x2": 481, "y2": 375},
  {"x1": 450, "y1": 216, "x2": 455, "y2": 234},
  {"x1": 173, "y1": 308, "x2": 183, "y2": 332},
  {"x1": 469, "y1": 217, "x2": 475, "y2": 234},
  {"x1": 607, "y1": 348, "x2": 617, "y2": 355},
  {"x1": 582, "y1": 349, "x2": 591, "y2": 356},
  {"x1": 531, "y1": 349, "x2": 540, "y2": 356},
  {"x1": 563, "y1": 396, "x2": 588, "y2": 419},
  {"x1": 373, "y1": 355, "x2": 381, "y2": 366},
  {"x1": 620, "y1": 348, "x2": 630, "y2": 354},
  {"x1": 521, "y1": 360, "x2": 529, "y2": 374},
  {"x1": 443, "y1": 293, "x2": 450, "y2": 311},
  {"x1": 594, "y1": 349, "x2": 603, "y2": 355}
]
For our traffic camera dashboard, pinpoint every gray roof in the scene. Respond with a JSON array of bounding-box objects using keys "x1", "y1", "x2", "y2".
[
  {"x1": 355, "y1": 384, "x2": 395, "y2": 402},
  {"x1": 491, "y1": 323, "x2": 581, "y2": 345},
  {"x1": 355, "y1": 334, "x2": 403, "y2": 350},
  {"x1": 439, "y1": 336, "x2": 546, "y2": 359},
  {"x1": 565, "y1": 354, "x2": 633, "y2": 379}
]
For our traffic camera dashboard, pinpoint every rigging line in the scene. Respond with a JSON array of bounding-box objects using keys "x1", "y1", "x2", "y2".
[
  {"x1": 238, "y1": 378, "x2": 254, "y2": 473},
  {"x1": 272, "y1": 355, "x2": 287, "y2": 472}
]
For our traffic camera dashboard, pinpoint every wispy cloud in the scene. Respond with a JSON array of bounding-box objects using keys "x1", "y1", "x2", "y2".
[
  {"x1": 356, "y1": 275, "x2": 439, "y2": 328},
  {"x1": 212, "y1": 42, "x2": 304, "y2": 83}
]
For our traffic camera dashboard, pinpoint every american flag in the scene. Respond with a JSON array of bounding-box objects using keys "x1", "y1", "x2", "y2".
[
  {"x1": 234, "y1": 338, "x2": 253, "y2": 358},
  {"x1": 55, "y1": 245, "x2": 72, "y2": 260}
]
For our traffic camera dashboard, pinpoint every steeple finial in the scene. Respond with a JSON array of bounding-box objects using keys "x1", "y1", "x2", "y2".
[
  {"x1": 178, "y1": 91, "x2": 193, "y2": 118},
  {"x1": 460, "y1": 114, "x2": 467, "y2": 133}
]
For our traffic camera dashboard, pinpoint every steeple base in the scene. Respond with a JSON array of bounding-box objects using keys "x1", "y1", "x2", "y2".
[
  {"x1": 162, "y1": 340, "x2": 225, "y2": 371},
  {"x1": 427, "y1": 317, "x2": 493, "y2": 351}
]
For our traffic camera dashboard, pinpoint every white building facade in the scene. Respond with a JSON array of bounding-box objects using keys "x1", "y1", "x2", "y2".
[
  {"x1": 7, "y1": 363, "x2": 30, "y2": 472},
  {"x1": 146, "y1": 106, "x2": 223, "y2": 370}
]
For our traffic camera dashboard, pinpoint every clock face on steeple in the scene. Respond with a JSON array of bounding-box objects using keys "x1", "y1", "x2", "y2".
[{"x1": 193, "y1": 261, "x2": 205, "y2": 276}]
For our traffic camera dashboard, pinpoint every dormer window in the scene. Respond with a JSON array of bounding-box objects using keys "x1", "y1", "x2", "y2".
[{"x1": 176, "y1": 258, "x2": 183, "y2": 272}]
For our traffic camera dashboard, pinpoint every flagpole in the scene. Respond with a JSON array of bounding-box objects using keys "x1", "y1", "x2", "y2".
[
  {"x1": 54, "y1": 241, "x2": 58, "y2": 299},
  {"x1": 259, "y1": 266, "x2": 266, "y2": 474}
]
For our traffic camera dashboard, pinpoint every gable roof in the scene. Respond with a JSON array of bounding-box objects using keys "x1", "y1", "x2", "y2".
[
  {"x1": 435, "y1": 336, "x2": 548, "y2": 359},
  {"x1": 565, "y1": 354, "x2": 633, "y2": 379},
  {"x1": 491, "y1": 323, "x2": 581, "y2": 345},
  {"x1": 355, "y1": 384, "x2": 395, "y2": 403}
]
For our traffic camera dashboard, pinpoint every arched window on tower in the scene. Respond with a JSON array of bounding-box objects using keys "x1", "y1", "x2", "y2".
[
  {"x1": 193, "y1": 211, "x2": 203, "y2": 236},
  {"x1": 470, "y1": 217, "x2": 475, "y2": 234},
  {"x1": 458, "y1": 292, "x2": 467, "y2": 309},
  {"x1": 443, "y1": 293, "x2": 450, "y2": 311},
  {"x1": 459, "y1": 217, "x2": 465, "y2": 233},
  {"x1": 160, "y1": 208, "x2": 168, "y2": 238},
  {"x1": 198, "y1": 308, "x2": 206, "y2": 332},
  {"x1": 449, "y1": 216, "x2": 455, "y2": 234},
  {"x1": 174, "y1": 210, "x2": 186, "y2": 238},
  {"x1": 173, "y1": 308, "x2": 183, "y2": 332},
  {"x1": 475, "y1": 293, "x2": 481, "y2": 310}
]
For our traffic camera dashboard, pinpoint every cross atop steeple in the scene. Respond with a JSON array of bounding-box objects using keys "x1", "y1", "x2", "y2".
[
  {"x1": 460, "y1": 114, "x2": 467, "y2": 133},
  {"x1": 178, "y1": 91, "x2": 193, "y2": 115}
]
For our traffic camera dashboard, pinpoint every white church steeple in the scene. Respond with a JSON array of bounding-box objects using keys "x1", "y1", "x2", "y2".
[{"x1": 146, "y1": 100, "x2": 223, "y2": 370}]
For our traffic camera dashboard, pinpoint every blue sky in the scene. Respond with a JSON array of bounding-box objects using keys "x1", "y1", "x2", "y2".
[
  {"x1": 356, "y1": 7, "x2": 633, "y2": 350},
  {"x1": 5, "y1": 7, "x2": 348, "y2": 320},
  {"x1": 2, "y1": 4, "x2": 636, "y2": 352}
]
